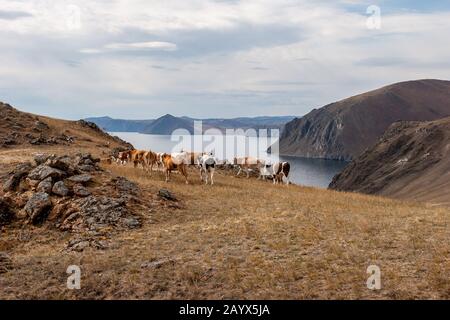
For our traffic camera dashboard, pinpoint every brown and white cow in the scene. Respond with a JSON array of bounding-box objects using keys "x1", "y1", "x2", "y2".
[
  {"x1": 161, "y1": 152, "x2": 189, "y2": 184},
  {"x1": 272, "y1": 162, "x2": 290, "y2": 185},
  {"x1": 117, "y1": 150, "x2": 132, "y2": 165},
  {"x1": 156, "y1": 152, "x2": 165, "y2": 170}
]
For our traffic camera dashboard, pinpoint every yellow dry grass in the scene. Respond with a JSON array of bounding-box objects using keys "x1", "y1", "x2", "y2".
[{"x1": 1, "y1": 149, "x2": 450, "y2": 300}]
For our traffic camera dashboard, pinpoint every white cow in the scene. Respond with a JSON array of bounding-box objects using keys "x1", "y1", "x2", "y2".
[
  {"x1": 171, "y1": 152, "x2": 190, "y2": 165},
  {"x1": 198, "y1": 153, "x2": 216, "y2": 185},
  {"x1": 258, "y1": 160, "x2": 274, "y2": 180}
]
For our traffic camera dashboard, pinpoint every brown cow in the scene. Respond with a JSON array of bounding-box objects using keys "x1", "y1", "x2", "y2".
[
  {"x1": 142, "y1": 150, "x2": 158, "y2": 173},
  {"x1": 129, "y1": 150, "x2": 146, "y2": 169},
  {"x1": 161, "y1": 153, "x2": 189, "y2": 184}
]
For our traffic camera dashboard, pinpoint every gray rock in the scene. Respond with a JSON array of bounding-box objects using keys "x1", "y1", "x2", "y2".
[
  {"x1": 45, "y1": 156, "x2": 72, "y2": 172},
  {"x1": 52, "y1": 181, "x2": 69, "y2": 197},
  {"x1": 2, "y1": 162, "x2": 33, "y2": 192},
  {"x1": 122, "y1": 217, "x2": 141, "y2": 229},
  {"x1": 67, "y1": 174, "x2": 93, "y2": 184},
  {"x1": 78, "y1": 164, "x2": 96, "y2": 172},
  {"x1": 114, "y1": 177, "x2": 139, "y2": 195},
  {"x1": 33, "y1": 153, "x2": 52, "y2": 166},
  {"x1": 33, "y1": 120, "x2": 49, "y2": 132},
  {"x1": 28, "y1": 165, "x2": 65, "y2": 181},
  {"x1": 73, "y1": 184, "x2": 91, "y2": 197},
  {"x1": 158, "y1": 189, "x2": 177, "y2": 201},
  {"x1": 37, "y1": 177, "x2": 53, "y2": 193},
  {"x1": 60, "y1": 196, "x2": 132, "y2": 232},
  {"x1": 68, "y1": 240, "x2": 90, "y2": 252},
  {"x1": 2, "y1": 175, "x2": 19, "y2": 192},
  {"x1": 24, "y1": 192, "x2": 52, "y2": 224},
  {"x1": 66, "y1": 238, "x2": 108, "y2": 252},
  {"x1": 0, "y1": 198, "x2": 14, "y2": 226}
]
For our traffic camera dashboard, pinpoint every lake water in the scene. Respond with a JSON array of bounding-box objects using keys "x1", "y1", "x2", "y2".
[{"x1": 111, "y1": 132, "x2": 349, "y2": 189}]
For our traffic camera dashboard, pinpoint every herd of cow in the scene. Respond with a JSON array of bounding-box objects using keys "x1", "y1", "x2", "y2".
[{"x1": 114, "y1": 149, "x2": 291, "y2": 186}]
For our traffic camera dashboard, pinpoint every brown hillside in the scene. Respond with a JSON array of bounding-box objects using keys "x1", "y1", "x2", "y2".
[
  {"x1": 329, "y1": 117, "x2": 450, "y2": 204},
  {"x1": 279, "y1": 79, "x2": 450, "y2": 160},
  {"x1": 1, "y1": 101, "x2": 450, "y2": 300},
  {"x1": 0, "y1": 101, "x2": 132, "y2": 153}
]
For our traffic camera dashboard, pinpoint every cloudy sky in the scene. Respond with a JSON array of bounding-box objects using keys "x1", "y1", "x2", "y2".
[{"x1": 0, "y1": 0, "x2": 449, "y2": 119}]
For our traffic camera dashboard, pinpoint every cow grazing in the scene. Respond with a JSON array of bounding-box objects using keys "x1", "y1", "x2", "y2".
[
  {"x1": 234, "y1": 157, "x2": 261, "y2": 178},
  {"x1": 161, "y1": 152, "x2": 189, "y2": 184},
  {"x1": 155, "y1": 152, "x2": 165, "y2": 170},
  {"x1": 143, "y1": 150, "x2": 158, "y2": 173},
  {"x1": 273, "y1": 162, "x2": 290, "y2": 185},
  {"x1": 258, "y1": 161, "x2": 274, "y2": 180},
  {"x1": 198, "y1": 153, "x2": 216, "y2": 185},
  {"x1": 129, "y1": 150, "x2": 146, "y2": 169},
  {"x1": 117, "y1": 150, "x2": 131, "y2": 165}
]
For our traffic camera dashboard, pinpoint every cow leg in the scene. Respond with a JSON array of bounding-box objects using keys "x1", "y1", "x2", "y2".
[
  {"x1": 180, "y1": 165, "x2": 189, "y2": 184},
  {"x1": 246, "y1": 170, "x2": 250, "y2": 179},
  {"x1": 236, "y1": 167, "x2": 242, "y2": 176},
  {"x1": 165, "y1": 169, "x2": 170, "y2": 182},
  {"x1": 210, "y1": 168, "x2": 215, "y2": 185},
  {"x1": 284, "y1": 174, "x2": 290, "y2": 185}
]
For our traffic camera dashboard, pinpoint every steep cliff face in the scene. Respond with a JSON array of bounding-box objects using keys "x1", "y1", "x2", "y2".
[
  {"x1": 329, "y1": 117, "x2": 450, "y2": 204},
  {"x1": 279, "y1": 79, "x2": 450, "y2": 160}
]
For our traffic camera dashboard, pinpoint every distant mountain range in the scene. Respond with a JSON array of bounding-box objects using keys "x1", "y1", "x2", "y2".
[
  {"x1": 279, "y1": 79, "x2": 450, "y2": 160},
  {"x1": 85, "y1": 114, "x2": 296, "y2": 135}
]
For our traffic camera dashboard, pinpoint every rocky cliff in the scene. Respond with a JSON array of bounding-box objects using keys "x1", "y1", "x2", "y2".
[
  {"x1": 279, "y1": 79, "x2": 450, "y2": 160},
  {"x1": 329, "y1": 117, "x2": 450, "y2": 204}
]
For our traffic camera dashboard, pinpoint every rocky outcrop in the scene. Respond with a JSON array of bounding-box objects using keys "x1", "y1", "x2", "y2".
[
  {"x1": 279, "y1": 79, "x2": 450, "y2": 160},
  {"x1": 2, "y1": 162, "x2": 33, "y2": 192},
  {"x1": 24, "y1": 192, "x2": 52, "y2": 224},
  {"x1": 52, "y1": 181, "x2": 69, "y2": 197},
  {"x1": 0, "y1": 198, "x2": 14, "y2": 226},
  {"x1": 1, "y1": 153, "x2": 147, "y2": 233},
  {"x1": 329, "y1": 117, "x2": 450, "y2": 203}
]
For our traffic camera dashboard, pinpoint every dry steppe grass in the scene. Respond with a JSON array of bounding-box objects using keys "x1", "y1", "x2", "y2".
[{"x1": 1, "y1": 148, "x2": 449, "y2": 299}]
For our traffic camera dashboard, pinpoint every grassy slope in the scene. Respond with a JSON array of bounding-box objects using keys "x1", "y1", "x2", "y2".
[{"x1": 1, "y1": 146, "x2": 449, "y2": 299}]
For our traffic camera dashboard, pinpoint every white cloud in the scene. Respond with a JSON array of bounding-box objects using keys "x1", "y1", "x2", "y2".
[
  {"x1": 81, "y1": 41, "x2": 177, "y2": 54},
  {"x1": 0, "y1": 0, "x2": 449, "y2": 119}
]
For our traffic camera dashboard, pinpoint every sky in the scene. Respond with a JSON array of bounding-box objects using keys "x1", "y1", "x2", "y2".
[{"x1": 0, "y1": 0, "x2": 449, "y2": 120}]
